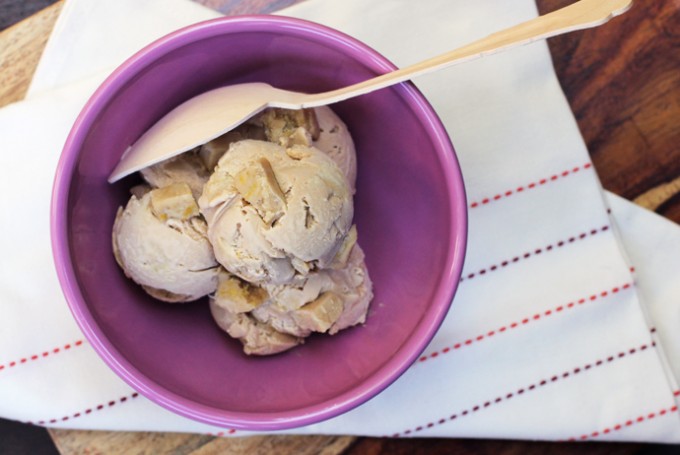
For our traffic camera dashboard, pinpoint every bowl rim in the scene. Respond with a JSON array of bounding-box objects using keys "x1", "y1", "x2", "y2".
[{"x1": 51, "y1": 14, "x2": 468, "y2": 431}]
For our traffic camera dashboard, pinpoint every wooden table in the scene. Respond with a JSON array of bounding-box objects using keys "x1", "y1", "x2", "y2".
[{"x1": 1, "y1": 0, "x2": 678, "y2": 453}]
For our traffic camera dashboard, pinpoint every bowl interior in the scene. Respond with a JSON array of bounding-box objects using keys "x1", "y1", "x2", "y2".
[{"x1": 60, "y1": 16, "x2": 465, "y2": 429}]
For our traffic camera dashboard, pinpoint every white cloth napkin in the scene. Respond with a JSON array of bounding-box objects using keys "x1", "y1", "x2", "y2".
[{"x1": 1, "y1": 0, "x2": 679, "y2": 442}]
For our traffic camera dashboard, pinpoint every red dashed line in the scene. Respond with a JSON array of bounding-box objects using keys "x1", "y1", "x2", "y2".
[
  {"x1": 396, "y1": 342, "x2": 653, "y2": 437},
  {"x1": 0, "y1": 340, "x2": 85, "y2": 372},
  {"x1": 673, "y1": 390, "x2": 679, "y2": 397},
  {"x1": 468, "y1": 163, "x2": 592, "y2": 209},
  {"x1": 460, "y1": 226, "x2": 610, "y2": 282},
  {"x1": 566, "y1": 404, "x2": 679, "y2": 441},
  {"x1": 27, "y1": 393, "x2": 139, "y2": 426},
  {"x1": 418, "y1": 282, "x2": 633, "y2": 363}
]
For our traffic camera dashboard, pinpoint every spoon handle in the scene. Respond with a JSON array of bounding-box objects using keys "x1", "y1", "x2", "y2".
[{"x1": 297, "y1": 0, "x2": 633, "y2": 108}]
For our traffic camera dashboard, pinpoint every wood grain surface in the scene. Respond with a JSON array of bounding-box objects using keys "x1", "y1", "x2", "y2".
[
  {"x1": 1, "y1": 0, "x2": 678, "y2": 453},
  {"x1": 537, "y1": 0, "x2": 680, "y2": 220},
  {"x1": 0, "y1": 0, "x2": 62, "y2": 106}
]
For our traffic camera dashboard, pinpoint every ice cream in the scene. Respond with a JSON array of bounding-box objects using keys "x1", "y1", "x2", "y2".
[
  {"x1": 199, "y1": 139, "x2": 354, "y2": 285},
  {"x1": 312, "y1": 106, "x2": 357, "y2": 191},
  {"x1": 112, "y1": 105, "x2": 372, "y2": 355},
  {"x1": 140, "y1": 107, "x2": 356, "y2": 197},
  {"x1": 209, "y1": 270, "x2": 303, "y2": 355},
  {"x1": 112, "y1": 183, "x2": 219, "y2": 302},
  {"x1": 140, "y1": 151, "x2": 210, "y2": 200},
  {"x1": 257, "y1": 107, "x2": 320, "y2": 147},
  {"x1": 255, "y1": 107, "x2": 357, "y2": 191},
  {"x1": 253, "y1": 242, "x2": 373, "y2": 337},
  {"x1": 210, "y1": 304, "x2": 303, "y2": 356},
  {"x1": 140, "y1": 122, "x2": 266, "y2": 198},
  {"x1": 209, "y1": 242, "x2": 372, "y2": 354}
]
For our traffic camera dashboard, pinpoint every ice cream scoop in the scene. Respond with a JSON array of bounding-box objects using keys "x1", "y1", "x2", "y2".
[
  {"x1": 253, "y1": 107, "x2": 357, "y2": 190},
  {"x1": 210, "y1": 242, "x2": 372, "y2": 354},
  {"x1": 140, "y1": 151, "x2": 210, "y2": 200},
  {"x1": 209, "y1": 269, "x2": 303, "y2": 355},
  {"x1": 256, "y1": 107, "x2": 320, "y2": 147},
  {"x1": 312, "y1": 106, "x2": 357, "y2": 191},
  {"x1": 253, "y1": 242, "x2": 373, "y2": 337},
  {"x1": 199, "y1": 139, "x2": 353, "y2": 285},
  {"x1": 210, "y1": 300, "x2": 303, "y2": 356},
  {"x1": 141, "y1": 122, "x2": 266, "y2": 198},
  {"x1": 112, "y1": 183, "x2": 219, "y2": 302}
]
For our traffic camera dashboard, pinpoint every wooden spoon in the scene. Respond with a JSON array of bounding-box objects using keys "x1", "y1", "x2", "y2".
[{"x1": 109, "y1": 0, "x2": 633, "y2": 183}]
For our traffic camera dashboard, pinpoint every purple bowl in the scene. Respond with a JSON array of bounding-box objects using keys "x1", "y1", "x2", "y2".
[{"x1": 51, "y1": 15, "x2": 467, "y2": 430}]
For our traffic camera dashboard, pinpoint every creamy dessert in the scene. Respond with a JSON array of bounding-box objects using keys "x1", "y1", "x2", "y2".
[
  {"x1": 112, "y1": 183, "x2": 219, "y2": 303},
  {"x1": 112, "y1": 106, "x2": 372, "y2": 355},
  {"x1": 199, "y1": 140, "x2": 353, "y2": 284}
]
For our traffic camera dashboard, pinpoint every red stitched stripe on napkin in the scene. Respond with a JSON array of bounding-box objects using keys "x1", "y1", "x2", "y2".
[
  {"x1": 395, "y1": 342, "x2": 655, "y2": 437},
  {"x1": 0, "y1": 340, "x2": 85, "y2": 372},
  {"x1": 565, "y1": 403, "x2": 680, "y2": 441},
  {"x1": 460, "y1": 225, "x2": 610, "y2": 282},
  {"x1": 26, "y1": 393, "x2": 139, "y2": 426},
  {"x1": 26, "y1": 391, "x2": 240, "y2": 435},
  {"x1": 418, "y1": 282, "x2": 633, "y2": 363},
  {"x1": 468, "y1": 163, "x2": 592, "y2": 209}
]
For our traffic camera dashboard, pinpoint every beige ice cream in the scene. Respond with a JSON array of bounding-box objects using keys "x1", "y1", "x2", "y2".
[
  {"x1": 257, "y1": 107, "x2": 320, "y2": 147},
  {"x1": 210, "y1": 242, "x2": 372, "y2": 355},
  {"x1": 112, "y1": 183, "x2": 219, "y2": 302},
  {"x1": 312, "y1": 106, "x2": 357, "y2": 191},
  {"x1": 198, "y1": 122, "x2": 266, "y2": 172},
  {"x1": 210, "y1": 300, "x2": 303, "y2": 356},
  {"x1": 140, "y1": 151, "x2": 210, "y2": 201},
  {"x1": 113, "y1": 105, "x2": 371, "y2": 355},
  {"x1": 140, "y1": 123, "x2": 266, "y2": 198},
  {"x1": 254, "y1": 242, "x2": 373, "y2": 337},
  {"x1": 141, "y1": 107, "x2": 356, "y2": 197},
  {"x1": 254, "y1": 107, "x2": 357, "y2": 190},
  {"x1": 199, "y1": 139, "x2": 353, "y2": 285},
  {"x1": 209, "y1": 270, "x2": 303, "y2": 355}
]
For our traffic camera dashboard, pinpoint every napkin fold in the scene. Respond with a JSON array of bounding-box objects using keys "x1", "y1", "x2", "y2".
[{"x1": 1, "y1": 0, "x2": 679, "y2": 442}]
